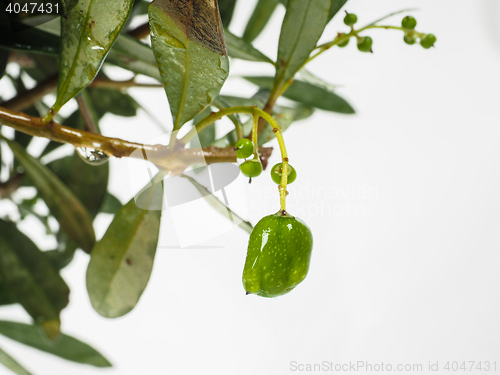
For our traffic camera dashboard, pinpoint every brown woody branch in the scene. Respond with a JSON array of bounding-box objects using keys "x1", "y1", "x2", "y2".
[{"x1": 0, "y1": 106, "x2": 272, "y2": 174}]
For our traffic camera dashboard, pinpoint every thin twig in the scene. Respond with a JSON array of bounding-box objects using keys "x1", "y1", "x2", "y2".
[{"x1": 76, "y1": 94, "x2": 98, "y2": 134}]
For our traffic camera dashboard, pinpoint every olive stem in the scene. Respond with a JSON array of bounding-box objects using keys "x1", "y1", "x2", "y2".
[
  {"x1": 251, "y1": 111, "x2": 259, "y2": 155},
  {"x1": 180, "y1": 105, "x2": 290, "y2": 210}
]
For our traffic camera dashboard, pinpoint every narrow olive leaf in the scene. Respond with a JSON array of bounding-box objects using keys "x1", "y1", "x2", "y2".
[
  {"x1": 278, "y1": 0, "x2": 346, "y2": 21},
  {"x1": 100, "y1": 192, "x2": 123, "y2": 214},
  {"x1": 0, "y1": 220, "x2": 70, "y2": 339},
  {"x1": 275, "y1": 0, "x2": 331, "y2": 87},
  {"x1": 182, "y1": 175, "x2": 253, "y2": 234},
  {"x1": 299, "y1": 68, "x2": 337, "y2": 92},
  {"x1": 106, "y1": 35, "x2": 161, "y2": 81},
  {"x1": 52, "y1": 0, "x2": 135, "y2": 112},
  {"x1": 0, "y1": 320, "x2": 111, "y2": 367},
  {"x1": 88, "y1": 88, "x2": 138, "y2": 118},
  {"x1": 257, "y1": 105, "x2": 314, "y2": 146},
  {"x1": 191, "y1": 106, "x2": 216, "y2": 147},
  {"x1": 218, "y1": 0, "x2": 237, "y2": 27},
  {"x1": 48, "y1": 153, "x2": 109, "y2": 219},
  {"x1": 6, "y1": 140, "x2": 96, "y2": 252},
  {"x1": 243, "y1": 0, "x2": 279, "y2": 43},
  {"x1": 25, "y1": 17, "x2": 161, "y2": 81},
  {"x1": 327, "y1": 0, "x2": 348, "y2": 22},
  {"x1": 0, "y1": 24, "x2": 59, "y2": 56},
  {"x1": 86, "y1": 186, "x2": 162, "y2": 318},
  {"x1": 244, "y1": 76, "x2": 354, "y2": 114},
  {"x1": 212, "y1": 95, "x2": 313, "y2": 147},
  {"x1": 0, "y1": 277, "x2": 17, "y2": 306},
  {"x1": 0, "y1": 346, "x2": 33, "y2": 375},
  {"x1": 149, "y1": 0, "x2": 230, "y2": 129},
  {"x1": 224, "y1": 29, "x2": 273, "y2": 64}
]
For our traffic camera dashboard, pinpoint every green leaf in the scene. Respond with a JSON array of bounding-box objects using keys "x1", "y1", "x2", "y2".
[
  {"x1": 244, "y1": 76, "x2": 354, "y2": 114},
  {"x1": 192, "y1": 106, "x2": 216, "y2": 147},
  {"x1": 47, "y1": 153, "x2": 108, "y2": 219},
  {"x1": 22, "y1": 55, "x2": 59, "y2": 84},
  {"x1": 106, "y1": 35, "x2": 161, "y2": 81},
  {"x1": 327, "y1": 0, "x2": 348, "y2": 22},
  {"x1": 0, "y1": 220, "x2": 69, "y2": 338},
  {"x1": 86, "y1": 184, "x2": 162, "y2": 318},
  {"x1": 243, "y1": 0, "x2": 279, "y2": 43},
  {"x1": 299, "y1": 68, "x2": 337, "y2": 91},
  {"x1": 0, "y1": 320, "x2": 111, "y2": 367},
  {"x1": 0, "y1": 346, "x2": 33, "y2": 375},
  {"x1": 0, "y1": 25, "x2": 59, "y2": 56},
  {"x1": 0, "y1": 277, "x2": 17, "y2": 306},
  {"x1": 53, "y1": 0, "x2": 135, "y2": 112},
  {"x1": 87, "y1": 88, "x2": 138, "y2": 118},
  {"x1": 213, "y1": 94, "x2": 313, "y2": 147},
  {"x1": 6, "y1": 139, "x2": 96, "y2": 252},
  {"x1": 218, "y1": 0, "x2": 237, "y2": 27},
  {"x1": 224, "y1": 29, "x2": 273, "y2": 64},
  {"x1": 182, "y1": 174, "x2": 253, "y2": 234},
  {"x1": 100, "y1": 192, "x2": 123, "y2": 214},
  {"x1": 278, "y1": 0, "x2": 346, "y2": 21},
  {"x1": 149, "y1": 0, "x2": 230, "y2": 129},
  {"x1": 275, "y1": 0, "x2": 331, "y2": 87},
  {"x1": 257, "y1": 105, "x2": 314, "y2": 146}
]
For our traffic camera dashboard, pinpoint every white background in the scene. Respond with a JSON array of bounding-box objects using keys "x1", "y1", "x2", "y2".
[{"x1": 1, "y1": 0, "x2": 500, "y2": 374}]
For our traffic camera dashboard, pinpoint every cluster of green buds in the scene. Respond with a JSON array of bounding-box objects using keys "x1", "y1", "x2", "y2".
[
  {"x1": 234, "y1": 138, "x2": 297, "y2": 185},
  {"x1": 234, "y1": 138, "x2": 263, "y2": 179},
  {"x1": 337, "y1": 12, "x2": 373, "y2": 52},
  {"x1": 336, "y1": 12, "x2": 436, "y2": 53},
  {"x1": 401, "y1": 16, "x2": 437, "y2": 49}
]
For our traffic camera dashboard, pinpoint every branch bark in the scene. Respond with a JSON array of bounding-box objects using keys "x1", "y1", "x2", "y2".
[{"x1": 0, "y1": 105, "x2": 272, "y2": 174}]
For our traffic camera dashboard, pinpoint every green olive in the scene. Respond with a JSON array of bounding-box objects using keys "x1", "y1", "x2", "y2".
[
  {"x1": 243, "y1": 211, "x2": 313, "y2": 297},
  {"x1": 270, "y1": 163, "x2": 297, "y2": 185}
]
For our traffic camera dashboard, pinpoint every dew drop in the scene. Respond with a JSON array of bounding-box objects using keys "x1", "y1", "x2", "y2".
[{"x1": 76, "y1": 147, "x2": 109, "y2": 165}]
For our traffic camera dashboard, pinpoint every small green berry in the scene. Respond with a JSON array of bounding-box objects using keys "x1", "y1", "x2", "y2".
[
  {"x1": 235, "y1": 138, "x2": 254, "y2": 159},
  {"x1": 401, "y1": 16, "x2": 417, "y2": 30},
  {"x1": 337, "y1": 33, "x2": 349, "y2": 48},
  {"x1": 420, "y1": 34, "x2": 437, "y2": 49},
  {"x1": 239, "y1": 158, "x2": 263, "y2": 178},
  {"x1": 344, "y1": 13, "x2": 358, "y2": 27},
  {"x1": 357, "y1": 36, "x2": 373, "y2": 53},
  {"x1": 270, "y1": 163, "x2": 297, "y2": 185},
  {"x1": 404, "y1": 34, "x2": 416, "y2": 45}
]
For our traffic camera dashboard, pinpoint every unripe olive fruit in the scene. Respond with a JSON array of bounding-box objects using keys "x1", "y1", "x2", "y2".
[
  {"x1": 270, "y1": 163, "x2": 297, "y2": 185},
  {"x1": 338, "y1": 33, "x2": 350, "y2": 48},
  {"x1": 420, "y1": 34, "x2": 437, "y2": 49},
  {"x1": 404, "y1": 34, "x2": 416, "y2": 45},
  {"x1": 401, "y1": 16, "x2": 417, "y2": 30},
  {"x1": 239, "y1": 158, "x2": 263, "y2": 178},
  {"x1": 344, "y1": 13, "x2": 358, "y2": 27},
  {"x1": 357, "y1": 36, "x2": 373, "y2": 53},
  {"x1": 243, "y1": 211, "x2": 313, "y2": 297},
  {"x1": 235, "y1": 138, "x2": 254, "y2": 159}
]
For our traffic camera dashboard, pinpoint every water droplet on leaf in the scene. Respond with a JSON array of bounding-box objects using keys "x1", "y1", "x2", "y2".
[{"x1": 76, "y1": 147, "x2": 109, "y2": 165}]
